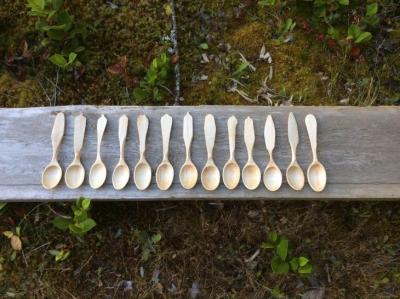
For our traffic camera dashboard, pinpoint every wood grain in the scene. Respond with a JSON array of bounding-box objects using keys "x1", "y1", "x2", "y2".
[{"x1": 0, "y1": 105, "x2": 400, "y2": 201}]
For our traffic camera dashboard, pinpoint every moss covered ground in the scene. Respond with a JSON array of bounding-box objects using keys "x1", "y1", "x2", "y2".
[{"x1": 1, "y1": 0, "x2": 400, "y2": 298}]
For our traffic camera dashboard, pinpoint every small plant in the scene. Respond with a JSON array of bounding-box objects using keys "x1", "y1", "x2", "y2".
[
  {"x1": 52, "y1": 197, "x2": 96, "y2": 237},
  {"x1": 261, "y1": 231, "x2": 313, "y2": 275},
  {"x1": 26, "y1": 0, "x2": 88, "y2": 69},
  {"x1": 133, "y1": 53, "x2": 171, "y2": 104},
  {"x1": 49, "y1": 249, "x2": 70, "y2": 262},
  {"x1": 275, "y1": 18, "x2": 296, "y2": 44},
  {"x1": 133, "y1": 229, "x2": 162, "y2": 261},
  {"x1": 3, "y1": 227, "x2": 22, "y2": 261}
]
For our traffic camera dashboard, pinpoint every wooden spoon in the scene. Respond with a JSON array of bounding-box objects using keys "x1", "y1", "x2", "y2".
[
  {"x1": 263, "y1": 115, "x2": 282, "y2": 191},
  {"x1": 305, "y1": 114, "x2": 327, "y2": 192},
  {"x1": 156, "y1": 114, "x2": 174, "y2": 190},
  {"x1": 201, "y1": 114, "x2": 220, "y2": 191},
  {"x1": 134, "y1": 114, "x2": 152, "y2": 190},
  {"x1": 222, "y1": 116, "x2": 240, "y2": 190},
  {"x1": 65, "y1": 114, "x2": 86, "y2": 189},
  {"x1": 112, "y1": 115, "x2": 130, "y2": 190},
  {"x1": 179, "y1": 112, "x2": 198, "y2": 189},
  {"x1": 42, "y1": 112, "x2": 65, "y2": 189},
  {"x1": 242, "y1": 117, "x2": 261, "y2": 190},
  {"x1": 286, "y1": 112, "x2": 305, "y2": 191},
  {"x1": 89, "y1": 115, "x2": 108, "y2": 189}
]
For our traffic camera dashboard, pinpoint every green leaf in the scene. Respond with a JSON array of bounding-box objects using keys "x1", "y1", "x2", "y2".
[
  {"x1": 49, "y1": 249, "x2": 60, "y2": 256},
  {"x1": 261, "y1": 241, "x2": 275, "y2": 249},
  {"x1": 152, "y1": 233, "x2": 162, "y2": 244},
  {"x1": 348, "y1": 25, "x2": 362, "y2": 39},
  {"x1": 366, "y1": 3, "x2": 378, "y2": 17},
  {"x1": 271, "y1": 256, "x2": 289, "y2": 273},
  {"x1": 53, "y1": 217, "x2": 72, "y2": 231},
  {"x1": 289, "y1": 257, "x2": 299, "y2": 271},
  {"x1": 298, "y1": 256, "x2": 309, "y2": 267},
  {"x1": 80, "y1": 197, "x2": 91, "y2": 210},
  {"x1": 199, "y1": 43, "x2": 209, "y2": 50},
  {"x1": 268, "y1": 231, "x2": 278, "y2": 243},
  {"x1": 0, "y1": 203, "x2": 7, "y2": 211},
  {"x1": 27, "y1": 0, "x2": 46, "y2": 11},
  {"x1": 57, "y1": 11, "x2": 73, "y2": 31},
  {"x1": 276, "y1": 239, "x2": 288, "y2": 261},
  {"x1": 355, "y1": 31, "x2": 372, "y2": 43},
  {"x1": 299, "y1": 263, "x2": 313, "y2": 274},
  {"x1": 258, "y1": 0, "x2": 276, "y2": 6},
  {"x1": 3, "y1": 231, "x2": 13, "y2": 238},
  {"x1": 327, "y1": 26, "x2": 340, "y2": 40},
  {"x1": 165, "y1": 3, "x2": 172, "y2": 16},
  {"x1": 339, "y1": 0, "x2": 349, "y2": 5},
  {"x1": 233, "y1": 61, "x2": 250, "y2": 76},
  {"x1": 77, "y1": 218, "x2": 96, "y2": 233}
]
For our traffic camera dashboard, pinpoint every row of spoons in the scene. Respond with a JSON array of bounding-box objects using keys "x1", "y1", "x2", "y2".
[{"x1": 42, "y1": 112, "x2": 326, "y2": 192}]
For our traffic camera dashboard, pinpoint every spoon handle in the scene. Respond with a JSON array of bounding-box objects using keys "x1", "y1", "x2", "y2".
[
  {"x1": 244, "y1": 117, "x2": 255, "y2": 162},
  {"x1": 288, "y1": 112, "x2": 298, "y2": 163},
  {"x1": 183, "y1": 112, "x2": 193, "y2": 161},
  {"x1": 118, "y1": 115, "x2": 129, "y2": 161},
  {"x1": 137, "y1": 114, "x2": 149, "y2": 158},
  {"x1": 264, "y1": 115, "x2": 275, "y2": 156},
  {"x1": 73, "y1": 114, "x2": 86, "y2": 158},
  {"x1": 51, "y1": 112, "x2": 65, "y2": 160},
  {"x1": 204, "y1": 114, "x2": 216, "y2": 160},
  {"x1": 305, "y1": 114, "x2": 318, "y2": 162},
  {"x1": 227, "y1": 116, "x2": 237, "y2": 161},
  {"x1": 96, "y1": 115, "x2": 107, "y2": 158},
  {"x1": 161, "y1": 114, "x2": 172, "y2": 161}
]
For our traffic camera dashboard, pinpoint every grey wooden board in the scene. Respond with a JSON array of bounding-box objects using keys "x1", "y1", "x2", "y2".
[{"x1": 0, "y1": 105, "x2": 399, "y2": 201}]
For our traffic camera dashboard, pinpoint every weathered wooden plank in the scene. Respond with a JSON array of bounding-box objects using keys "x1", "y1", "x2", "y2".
[{"x1": 0, "y1": 105, "x2": 399, "y2": 201}]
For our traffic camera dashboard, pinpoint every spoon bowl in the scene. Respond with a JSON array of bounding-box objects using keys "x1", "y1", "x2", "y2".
[
  {"x1": 242, "y1": 163, "x2": 261, "y2": 190},
  {"x1": 222, "y1": 161, "x2": 240, "y2": 190},
  {"x1": 286, "y1": 163, "x2": 305, "y2": 191},
  {"x1": 156, "y1": 162, "x2": 174, "y2": 190},
  {"x1": 89, "y1": 161, "x2": 107, "y2": 189},
  {"x1": 112, "y1": 163, "x2": 130, "y2": 190},
  {"x1": 42, "y1": 163, "x2": 62, "y2": 190},
  {"x1": 307, "y1": 162, "x2": 326, "y2": 192},
  {"x1": 134, "y1": 160, "x2": 152, "y2": 190},
  {"x1": 263, "y1": 163, "x2": 282, "y2": 191},
  {"x1": 65, "y1": 162, "x2": 85, "y2": 189},
  {"x1": 201, "y1": 163, "x2": 220, "y2": 191},
  {"x1": 180, "y1": 162, "x2": 198, "y2": 189}
]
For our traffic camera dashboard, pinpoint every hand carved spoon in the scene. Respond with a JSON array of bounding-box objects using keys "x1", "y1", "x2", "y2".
[
  {"x1": 201, "y1": 114, "x2": 220, "y2": 191},
  {"x1": 65, "y1": 114, "x2": 86, "y2": 189},
  {"x1": 179, "y1": 112, "x2": 198, "y2": 189},
  {"x1": 286, "y1": 112, "x2": 305, "y2": 191},
  {"x1": 156, "y1": 114, "x2": 174, "y2": 190},
  {"x1": 89, "y1": 114, "x2": 108, "y2": 189},
  {"x1": 134, "y1": 115, "x2": 152, "y2": 191},
  {"x1": 222, "y1": 116, "x2": 240, "y2": 190},
  {"x1": 263, "y1": 115, "x2": 282, "y2": 191},
  {"x1": 242, "y1": 117, "x2": 261, "y2": 190},
  {"x1": 305, "y1": 114, "x2": 327, "y2": 192},
  {"x1": 42, "y1": 112, "x2": 65, "y2": 189},
  {"x1": 112, "y1": 115, "x2": 130, "y2": 190}
]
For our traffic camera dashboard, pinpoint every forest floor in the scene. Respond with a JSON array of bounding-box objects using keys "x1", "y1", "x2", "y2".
[{"x1": 1, "y1": 0, "x2": 400, "y2": 298}]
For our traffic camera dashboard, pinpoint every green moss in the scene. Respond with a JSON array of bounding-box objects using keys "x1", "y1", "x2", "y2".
[{"x1": 0, "y1": 74, "x2": 44, "y2": 107}]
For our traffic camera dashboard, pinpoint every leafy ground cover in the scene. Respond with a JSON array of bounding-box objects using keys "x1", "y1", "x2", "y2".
[{"x1": 1, "y1": 0, "x2": 400, "y2": 298}]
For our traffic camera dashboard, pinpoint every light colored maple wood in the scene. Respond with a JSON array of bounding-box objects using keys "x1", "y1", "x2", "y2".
[
  {"x1": 134, "y1": 115, "x2": 152, "y2": 191},
  {"x1": 89, "y1": 114, "x2": 107, "y2": 189},
  {"x1": 201, "y1": 114, "x2": 220, "y2": 191},
  {"x1": 41, "y1": 112, "x2": 65, "y2": 189},
  {"x1": 179, "y1": 112, "x2": 198, "y2": 189},
  {"x1": 156, "y1": 114, "x2": 174, "y2": 190},
  {"x1": 112, "y1": 115, "x2": 129, "y2": 190},
  {"x1": 242, "y1": 117, "x2": 261, "y2": 190},
  {"x1": 263, "y1": 115, "x2": 282, "y2": 191},
  {"x1": 1, "y1": 105, "x2": 400, "y2": 201},
  {"x1": 305, "y1": 114, "x2": 327, "y2": 192},
  {"x1": 286, "y1": 112, "x2": 305, "y2": 191},
  {"x1": 222, "y1": 116, "x2": 240, "y2": 190},
  {"x1": 65, "y1": 114, "x2": 86, "y2": 189}
]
